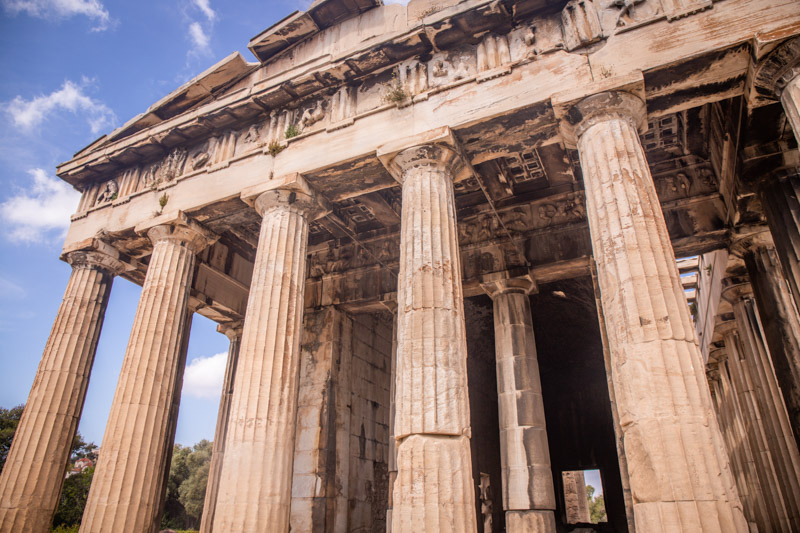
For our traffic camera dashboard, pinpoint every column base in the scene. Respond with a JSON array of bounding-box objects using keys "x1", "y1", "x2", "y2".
[
  {"x1": 392, "y1": 434, "x2": 477, "y2": 532},
  {"x1": 506, "y1": 510, "x2": 556, "y2": 532}
]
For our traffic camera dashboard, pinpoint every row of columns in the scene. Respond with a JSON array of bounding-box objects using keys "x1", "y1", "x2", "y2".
[
  {"x1": 706, "y1": 276, "x2": 800, "y2": 532},
  {"x1": 8, "y1": 74, "x2": 800, "y2": 532}
]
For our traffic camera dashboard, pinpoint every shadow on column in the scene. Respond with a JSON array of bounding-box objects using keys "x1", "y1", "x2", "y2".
[{"x1": 532, "y1": 277, "x2": 628, "y2": 533}]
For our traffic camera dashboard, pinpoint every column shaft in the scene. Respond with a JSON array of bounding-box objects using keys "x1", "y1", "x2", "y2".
[
  {"x1": 0, "y1": 252, "x2": 120, "y2": 533},
  {"x1": 758, "y1": 172, "x2": 800, "y2": 318},
  {"x1": 573, "y1": 91, "x2": 746, "y2": 531},
  {"x1": 745, "y1": 246, "x2": 800, "y2": 450},
  {"x1": 780, "y1": 73, "x2": 800, "y2": 147},
  {"x1": 199, "y1": 325, "x2": 240, "y2": 533},
  {"x1": 80, "y1": 224, "x2": 209, "y2": 533},
  {"x1": 729, "y1": 295, "x2": 800, "y2": 530},
  {"x1": 390, "y1": 145, "x2": 477, "y2": 532},
  {"x1": 486, "y1": 282, "x2": 555, "y2": 532},
  {"x1": 211, "y1": 190, "x2": 314, "y2": 532}
]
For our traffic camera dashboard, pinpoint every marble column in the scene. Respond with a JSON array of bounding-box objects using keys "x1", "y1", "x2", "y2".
[
  {"x1": 561, "y1": 90, "x2": 747, "y2": 531},
  {"x1": 758, "y1": 171, "x2": 800, "y2": 319},
  {"x1": 199, "y1": 322, "x2": 242, "y2": 533},
  {"x1": 723, "y1": 284, "x2": 800, "y2": 531},
  {"x1": 80, "y1": 220, "x2": 213, "y2": 533},
  {"x1": 562, "y1": 471, "x2": 590, "y2": 524},
  {"x1": 779, "y1": 66, "x2": 800, "y2": 147},
  {"x1": 745, "y1": 245, "x2": 800, "y2": 451},
  {"x1": 383, "y1": 142, "x2": 477, "y2": 532},
  {"x1": 211, "y1": 188, "x2": 319, "y2": 532},
  {"x1": 482, "y1": 276, "x2": 556, "y2": 532},
  {"x1": 706, "y1": 346, "x2": 769, "y2": 531},
  {"x1": 0, "y1": 244, "x2": 124, "y2": 533}
]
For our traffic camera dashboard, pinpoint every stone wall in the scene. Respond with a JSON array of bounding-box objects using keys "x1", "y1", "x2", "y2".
[{"x1": 290, "y1": 307, "x2": 392, "y2": 533}]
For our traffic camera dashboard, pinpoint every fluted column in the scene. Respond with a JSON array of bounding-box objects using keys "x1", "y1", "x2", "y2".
[
  {"x1": 707, "y1": 346, "x2": 769, "y2": 531},
  {"x1": 780, "y1": 69, "x2": 800, "y2": 147},
  {"x1": 482, "y1": 276, "x2": 555, "y2": 532},
  {"x1": 562, "y1": 90, "x2": 747, "y2": 531},
  {"x1": 745, "y1": 245, "x2": 800, "y2": 450},
  {"x1": 0, "y1": 244, "x2": 124, "y2": 533},
  {"x1": 758, "y1": 171, "x2": 800, "y2": 319},
  {"x1": 723, "y1": 283, "x2": 800, "y2": 531},
  {"x1": 211, "y1": 188, "x2": 319, "y2": 532},
  {"x1": 80, "y1": 220, "x2": 213, "y2": 533},
  {"x1": 382, "y1": 142, "x2": 477, "y2": 532},
  {"x1": 199, "y1": 322, "x2": 242, "y2": 533}
]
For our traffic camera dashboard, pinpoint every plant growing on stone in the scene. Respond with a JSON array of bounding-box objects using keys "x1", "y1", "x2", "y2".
[
  {"x1": 159, "y1": 193, "x2": 169, "y2": 209},
  {"x1": 384, "y1": 72, "x2": 409, "y2": 104},
  {"x1": 268, "y1": 141, "x2": 285, "y2": 156},
  {"x1": 285, "y1": 124, "x2": 301, "y2": 139}
]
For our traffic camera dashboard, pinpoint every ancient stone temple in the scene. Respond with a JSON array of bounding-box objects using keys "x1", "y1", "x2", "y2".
[{"x1": 2, "y1": 0, "x2": 800, "y2": 531}]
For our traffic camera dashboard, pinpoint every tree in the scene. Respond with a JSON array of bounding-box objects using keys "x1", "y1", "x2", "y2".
[
  {"x1": 52, "y1": 468, "x2": 93, "y2": 528},
  {"x1": 0, "y1": 404, "x2": 24, "y2": 473},
  {"x1": 162, "y1": 439, "x2": 213, "y2": 529},
  {"x1": 586, "y1": 484, "x2": 607, "y2": 524}
]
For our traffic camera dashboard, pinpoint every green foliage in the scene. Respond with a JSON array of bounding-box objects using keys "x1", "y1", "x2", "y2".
[
  {"x1": 0, "y1": 404, "x2": 24, "y2": 473},
  {"x1": 268, "y1": 141, "x2": 285, "y2": 156},
  {"x1": 383, "y1": 72, "x2": 408, "y2": 104},
  {"x1": 51, "y1": 524, "x2": 80, "y2": 533},
  {"x1": 586, "y1": 484, "x2": 607, "y2": 524},
  {"x1": 162, "y1": 440, "x2": 213, "y2": 530},
  {"x1": 53, "y1": 468, "x2": 93, "y2": 528},
  {"x1": 285, "y1": 124, "x2": 301, "y2": 139},
  {"x1": 159, "y1": 192, "x2": 169, "y2": 208}
]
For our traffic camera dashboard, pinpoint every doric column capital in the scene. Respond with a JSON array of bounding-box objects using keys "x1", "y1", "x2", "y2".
[
  {"x1": 721, "y1": 279, "x2": 753, "y2": 304},
  {"x1": 552, "y1": 72, "x2": 647, "y2": 147},
  {"x1": 715, "y1": 318, "x2": 738, "y2": 338},
  {"x1": 561, "y1": 91, "x2": 647, "y2": 146},
  {"x1": 62, "y1": 238, "x2": 127, "y2": 275},
  {"x1": 253, "y1": 188, "x2": 324, "y2": 219},
  {"x1": 751, "y1": 36, "x2": 800, "y2": 101},
  {"x1": 480, "y1": 271, "x2": 537, "y2": 298},
  {"x1": 137, "y1": 211, "x2": 217, "y2": 254},
  {"x1": 377, "y1": 126, "x2": 471, "y2": 184},
  {"x1": 217, "y1": 321, "x2": 243, "y2": 341}
]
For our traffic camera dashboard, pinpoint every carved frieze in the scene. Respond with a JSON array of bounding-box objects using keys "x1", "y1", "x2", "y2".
[
  {"x1": 659, "y1": 0, "x2": 712, "y2": 21},
  {"x1": 561, "y1": 0, "x2": 604, "y2": 51},
  {"x1": 476, "y1": 33, "x2": 512, "y2": 80}
]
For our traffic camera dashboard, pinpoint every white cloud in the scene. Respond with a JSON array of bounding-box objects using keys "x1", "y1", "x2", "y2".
[
  {"x1": 188, "y1": 21, "x2": 211, "y2": 57},
  {"x1": 5, "y1": 79, "x2": 117, "y2": 135},
  {"x1": 0, "y1": 168, "x2": 79, "y2": 243},
  {"x1": 192, "y1": 0, "x2": 214, "y2": 21},
  {"x1": 183, "y1": 352, "x2": 226, "y2": 398},
  {"x1": 2, "y1": 0, "x2": 111, "y2": 31}
]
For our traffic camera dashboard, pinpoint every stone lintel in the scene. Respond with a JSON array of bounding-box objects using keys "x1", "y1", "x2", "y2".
[
  {"x1": 479, "y1": 268, "x2": 537, "y2": 298},
  {"x1": 59, "y1": 237, "x2": 128, "y2": 275},
  {"x1": 376, "y1": 126, "x2": 471, "y2": 184},
  {"x1": 747, "y1": 35, "x2": 800, "y2": 107},
  {"x1": 134, "y1": 210, "x2": 219, "y2": 252},
  {"x1": 728, "y1": 226, "x2": 774, "y2": 258},
  {"x1": 551, "y1": 71, "x2": 646, "y2": 147}
]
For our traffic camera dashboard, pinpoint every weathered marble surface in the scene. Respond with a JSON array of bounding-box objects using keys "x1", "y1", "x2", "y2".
[
  {"x1": 561, "y1": 89, "x2": 747, "y2": 532},
  {"x1": 81, "y1": 221, "x2": 212, "y2": 532},
  {"x1": 211, "y1": 189, "x2": 317, "y2": 532},
  {"x1": 383, "y1": 141, "x2": 477, "y2": 532},
  {"x1": 483, "y1": 276, "x2": 556, "y2": 532},
  {"x1": 0, "y1": 246, "x2": 123, "y2": 533}
]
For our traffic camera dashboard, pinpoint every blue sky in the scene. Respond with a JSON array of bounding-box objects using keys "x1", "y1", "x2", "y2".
[{"x1": 0, "y1": 0, "x2": 345, "y2": 447}]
